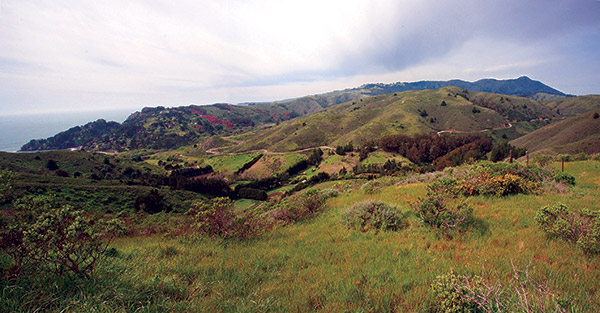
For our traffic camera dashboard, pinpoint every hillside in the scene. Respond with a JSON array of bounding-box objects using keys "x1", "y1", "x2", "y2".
[
  {"x1": 511, "y1": 110, "x2": 600, "y2": 155},
  {"x1": 19, "y1": 77, "x2": 571, "y2": 152},
  {"x1": 543, "y1": 95, "x2": 600, "y2": 116},
  {"x1": 21, "y1": 119, "x2": 120, "y2": 151},
  {"x1": 21, "y1": 104, "x2": 283, "y2": 152},
  {"x1": 230, "y1": 87, "x2": 558, "y2": 152},
  {"x1": 257, "y1": 76, "x2": 568, "y2": 118}
]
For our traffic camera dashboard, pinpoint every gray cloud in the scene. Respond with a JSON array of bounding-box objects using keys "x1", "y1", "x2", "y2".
[{"x1": 0, "y1": 0, "x2": 599, "y2": 115}]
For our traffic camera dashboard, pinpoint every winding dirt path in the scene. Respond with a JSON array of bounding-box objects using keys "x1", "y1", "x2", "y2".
[{"x1": 437, "y1": 122, "x2": 513, "y2": 135}]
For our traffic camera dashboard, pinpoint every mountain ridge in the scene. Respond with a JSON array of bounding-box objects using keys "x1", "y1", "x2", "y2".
[{"x1": 19, "y1": 77, "x2": 587, "y2": 152}]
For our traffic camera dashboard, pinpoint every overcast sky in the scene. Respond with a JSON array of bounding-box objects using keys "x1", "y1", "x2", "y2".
[{"x1": 1, "y1": 0, "x2": 599, "y2": 115}]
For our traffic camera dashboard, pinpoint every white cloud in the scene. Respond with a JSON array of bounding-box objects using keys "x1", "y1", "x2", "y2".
[{"x1": 0, "y1": 0, "x2": 599, "y2": 115}]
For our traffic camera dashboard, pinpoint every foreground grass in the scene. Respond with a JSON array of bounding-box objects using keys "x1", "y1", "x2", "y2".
[
  {"x1": 109, "y1": 164, "x2": 599, "y2": 311},
  {"x1": 3, "y1": 161, "x2": 600, "y2": 312}
]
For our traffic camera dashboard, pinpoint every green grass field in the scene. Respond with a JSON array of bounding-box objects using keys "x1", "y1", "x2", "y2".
[
  {"x1": 361, "y1": 151, "x2": 410, "y2": 166},
  {"x1": 105, "y1": 161, "x2": 600, "y2": 311},
  {"x1": 2, "y1": 160, "x2": 600, "y2": 312},
  {"x1": 205, "y1": 153, "x2": 262, "y2": 174}
]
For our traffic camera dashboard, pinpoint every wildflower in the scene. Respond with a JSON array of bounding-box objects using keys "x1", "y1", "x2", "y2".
[{"x1": 356, "y1": 281, "x2": 360, "y2": 286}]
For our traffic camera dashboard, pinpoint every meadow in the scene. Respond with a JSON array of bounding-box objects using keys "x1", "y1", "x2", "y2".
[{"x1": 2, "y1": 160, "x2": 598, "y2": 312}]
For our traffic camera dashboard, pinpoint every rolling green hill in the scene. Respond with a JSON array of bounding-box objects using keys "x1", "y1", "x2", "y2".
[
  {"x1": 229, "y1": 87, "x2": 558, "y2": 152},
  {"x1": 511, "y1": 110, "x2": 600, "y2": 155},
  {"x1": 19, "y1": 77, "x2": 575, "y2": 152},
  {"x1": 21, "y1": 104, "x2": 281, "y2": 152},
  {"x1": 255, "y1": 76, "x2": 568, "y2": 118},
  {"x1": 543, "y1": 95, "x2": 600, "y2": 116}
]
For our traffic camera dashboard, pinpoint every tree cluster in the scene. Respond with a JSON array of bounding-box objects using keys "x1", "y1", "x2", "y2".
[
  {"x1": 335, "y1": 143, "x2": 354, "y2": 155},
  {"x1": 379, "y1": 133, "x2": 493, "y2": 167}
]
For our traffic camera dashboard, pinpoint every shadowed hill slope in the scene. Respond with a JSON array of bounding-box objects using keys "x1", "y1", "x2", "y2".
[{"x1": 511, "y1": 110, "x2": 600, "y2": 155}]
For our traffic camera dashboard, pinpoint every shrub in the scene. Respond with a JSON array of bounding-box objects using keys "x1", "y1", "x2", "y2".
[
  {"x1": 270, "y1": 190, "x2": 328, "y2": 224},
  {"x1": 361, "y1": 177, "x2": 399, "y2": 194},
  {"x1": 431, "y1": 271, "x2": 484, "y2": 313},
  {"x1": 341, "y1": 200, "x2": 406, "y2": 232},
  {"x1": 319, "y1": 188, "x2": 339, "y2": 199},
  {"x1": 54, "y1": 169, "x2": 69, "y2": 177},
  {"x1": 412, "y1": 193, "x2": 473, "y2": 232},
  {"x1": 533, "y1": 155, "x2": 553, "y2": 167},
  {"x1": 535, "y1": 203, "x2": 600, "y2": 254},
  {"x1": 432, "y1": 161, "x2": 545, "y2": 197},
  {"x1": 412, "y1": 177, "x2": 474, "y2": 234},
  {"x1": 0, "y1": 169, "x2": 15, "y2": 203},
  {"x1": 431, "y1": 265, "x2": 579, "y2": 312},
  {"x1": 46, "y1": 159, "x2": 59, "y2": 171},
  {"x1": 553, "y1": 172, "x2": 575, "y2": 186},
  {"x1": 22, "y1": 206, "x2": 123, "y2": 278},
  {"x1": 189, "y1": 197, "x2": 264, "y2": 239},
  {"x1": 0, "y1": 196, "x2": 123, "y2": 278}
]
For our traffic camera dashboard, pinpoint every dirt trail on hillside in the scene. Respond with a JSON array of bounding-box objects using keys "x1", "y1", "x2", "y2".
[{"x1": 437, "y1": 122, "x2": 513, "y2": 135}]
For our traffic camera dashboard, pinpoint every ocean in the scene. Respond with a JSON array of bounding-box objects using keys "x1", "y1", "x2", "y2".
[{"x1": 0, "y1": 109, "x2": 135, "y2": 152}]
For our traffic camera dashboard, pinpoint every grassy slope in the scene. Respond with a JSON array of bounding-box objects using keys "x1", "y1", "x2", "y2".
[
  {"x1": 544, "y1": 95, "x2": 600, "y2": 116},
  {"x1": 361, "y1": 150, "x2": 411, "y2": 166},
  {"x1": 239, "y1": 153, "x2": 305, "y2": 180},
  {"x1": 103, "y1": 161, "x2": 600, "y2": 312},
  {"x1": 230, "y1": 87, "x2": 557, "y2": 153},
  {"x1": 511, "y1": 110, "x2": 600, "y2": 155}
]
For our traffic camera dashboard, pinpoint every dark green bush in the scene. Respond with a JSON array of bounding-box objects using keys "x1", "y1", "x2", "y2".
[
  {"x1": 489, "y1": 141, "x2": 526, "y2": 162},
  {"x1": 0, "y1": 169, "x2": 15, "y2": 203},
  {"x1": 536, "y1": 203, "x2": 600, "y2": 254},
  {"x1": 341, "y1": 200, "x2": 406, "y2": 232},
  {"x1": 553, "y1": 172, "x2": 575, "y2": 185},
  {"x1": 236, "y1": 187, "x2": 268, "y2": 201},
  {"x1": 135, "y1": 189, "x2": 166, "y2": 214},
  {"x1": 46, "y1": 159, "x2": 59, "y2": 171}
]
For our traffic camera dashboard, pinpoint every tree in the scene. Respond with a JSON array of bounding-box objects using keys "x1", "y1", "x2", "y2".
[
  {"x1": 489, "y1": 141, "x2": 525, "y2": 162},
  {"x1": 308, "y1": 148, "x2": 324, "y2": 165}
]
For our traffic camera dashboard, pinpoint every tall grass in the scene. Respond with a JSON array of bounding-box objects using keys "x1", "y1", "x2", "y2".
[{"x1": 2, "y1": 161, "x2": 600, "y2": 312}]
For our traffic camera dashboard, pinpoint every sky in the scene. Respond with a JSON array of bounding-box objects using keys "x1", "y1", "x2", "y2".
[{"x1": 1, "y1": 0, "x2": 599, "y2": 116}]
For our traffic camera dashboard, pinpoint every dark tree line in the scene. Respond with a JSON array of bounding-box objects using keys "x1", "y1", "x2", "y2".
[{"x1": 379, "y1": 133, "x2": 493, "y2": 169}]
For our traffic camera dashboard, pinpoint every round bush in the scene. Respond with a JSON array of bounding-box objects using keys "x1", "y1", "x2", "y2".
[{"x1": 341, "y1": 200, "x2": 405, "y2": 232}]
